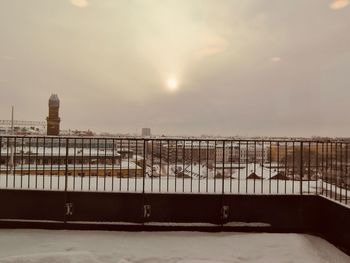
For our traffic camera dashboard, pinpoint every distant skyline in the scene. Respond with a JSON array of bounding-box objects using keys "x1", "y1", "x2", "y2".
[{"x1": 1, "y1": 0, "x2": 350, "y2": 137}]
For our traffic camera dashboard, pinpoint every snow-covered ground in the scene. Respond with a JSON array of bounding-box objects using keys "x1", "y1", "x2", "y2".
[{"x1": 0, "y1": 230, "x2": 348, "y2": 263}]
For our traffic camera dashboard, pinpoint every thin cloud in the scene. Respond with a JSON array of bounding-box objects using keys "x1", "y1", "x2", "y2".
[
  {"x1": 70, "y1": 0, "x2": 88, "y2": 8},
  {"x1": 195, "y1": 36, "x2": 229, "y2": 58},
  {"x1": 2, "y1": 55, "x2": 15, "y2": 60},
  {"x1": 270, "y1": 57, "x2": 281, "y2": 62},
  {"x1": 330, "y1": 0, "x2": 349, "y2": 10}
]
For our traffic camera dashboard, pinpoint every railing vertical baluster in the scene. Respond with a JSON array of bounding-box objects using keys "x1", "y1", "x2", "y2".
[
  {"x1": 28, "y1": 137, "x2": 31, "y2": 189},
  {"x1": 245, "y1": 141, "x2": 248, "y2": 194},
  {"x1": 285, "y1": 141, "x2": 287, "y2": 194},
  {"x1": 253, "y1": 141, "x2": 256, "y2": 194},
  {"x1": 135, "y1": 140, "x2": 138, "y2": 192},
  {"x1": 315, "y1": 142, "x2": 319, "y2": 195},
  {"x1": 167, "y1": 140, "x2": 170, "y2": 192},
  {"x1": 269, "y1": 141, "x2": 272, "y2": 194},
  {"x1": 0, "y1": 136, "x2": 2, "y2": 187},
  {"x1": 300, "y1": 142, "x2": 303, "y2": 195},
  {"x1": 20, "y1": 137, "x2": 24, "y2": 189},
  {"x1": 222, "y1": 140, "x2": 225, "y2": 195},
  {"x1": 1, "y1": 137, "x2": 6, "y2": 187},
  {"x1": 65, "y1": 138, "x2": 69, "y2": 193},
  {"x1": 119, "y1": 139, "x2": 122, "y2": 191},
  {"x1": 238, "y1": 141, "x2": 241, "y2": 194},
  {"x1": 335, "y1": 142, "x2": 338, "y2": 200},
  {"x1": 89, "y1": 139, "x2": 92, "y2": 191},
  {"x1": 42, "y1": 137, "x2": 46, "y2": 189},
  {"x1": 35, "y1": 137, "x2": 38, "y2": 190},
  {"x1": 151, "y1": 140, "x2": 154, "y2": 193},
  {"x1": 261, "y1": 140, "x2": 264, "y2": 194},
  {"x1": 214, "y1": 140, "x2": 217, "y2": 193},
  {"x1": 73, "y1": 138, "x2": 76, "y2": 191},
  {"x1": 308, "y1": 141, "x2": 311, "y2": 194},
  {"x1": 230, "y1": 141, "x2": 233, "y2": 194},
  {"x1": 50, "y1": 137, "x2": 53, "y2": 190},
  {"x1": 58, "y1": 137, "x2": 61, "y2": 190},
  {"x1": 321, "y1": 142, "x2": 324, "y2": 196},
  {"x1": 340, "y1": 143, "x2": 343, "y2": 203},
  {"x1": 13, "y1": 137, "x2": 17, "y2": 188},
  {"x1": 276, "y1": 141, "x2": 279, "y2": 194},
  {"x1": 292, "y1": 141, "x2": 295, "y2": 194},
  {"x1": 190, "y1": 140, "x2": 193, "y2": 193},
  {"x1": 104, "y1": 138, "x2": 107, "y2": 191},
  {"x1": 159, "y1": 140, "x2": 162, "y2": 192},
  {"x1": 112, "y1": 139, "x2": 115, "y2": 192},
  {"x1": 6, "y1": 137, "x2": 9, "y2": 188},
  {"x1": 326, "y1": 142, "x2": 329, "y2": 198},
  {"x1": 96, "y1": 138, "x2": 99, "y2": 191},
  {"x1": 127, "y1": 139, "x2": 130, "y2": 192},
  {"x1": 175, "y1": 140, "x2": 177, "y2": 193},
  {"x1": 182, "y1": 140, "x2": 185, "y2": 193},
  {"x1": 206, "y1": 141, "x2": 209, "y2": 193},
  {"x1": 142, "y1": 139, "x2": 146, "y2": 194},
  {"x1": 198, "y1": 140, "x2": 201, "y2": 193},
  {"x1": 331, "y1": 142, "x2": 334, "y2": 199},
  {"x1": 346, "y1": 143, "x2": 348, "y2": 205},
  {"x1": 81, "y1": 138, "x2": 85, "y2": 190}
]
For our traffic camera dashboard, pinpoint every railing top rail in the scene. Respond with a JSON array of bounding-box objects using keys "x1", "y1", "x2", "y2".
[{"x1": 0, "y1": 134, "x2": 349, "y2": 143}]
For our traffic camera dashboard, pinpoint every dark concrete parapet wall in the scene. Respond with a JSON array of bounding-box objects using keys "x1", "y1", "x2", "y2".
[
  {"x1": 0, "y1": 189, "x2": 349, "y2": 254},
  {"x1": 318, "y1": 196, "x2": 350, "y2": 255},
  {"x1": 0, "y1": 190, "x2": 320, "y2": 230}
]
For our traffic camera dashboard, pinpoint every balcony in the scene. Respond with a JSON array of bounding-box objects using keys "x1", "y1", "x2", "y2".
[{"x1": 0, "y1": 135, "x2": 350, "y2": 256}]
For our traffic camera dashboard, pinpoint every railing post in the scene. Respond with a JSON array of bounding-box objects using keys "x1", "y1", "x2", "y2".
[
  {"x1": 142, "y1": 139, "x2": 146, "y2": 195},
  {"x1": 300, "y1": 142, "x2": 303, "y2": 195},
  {"x1": 65, "y1": 138, "x2": 69, "y2": 192},
  {"x1": 221, "y1": 140, "x2": 226, "y2": 227},
  {"x1": 222, "y1": 140, "x2": 225, "y2": 195},
  {"x1": 64, "y1": 138, "x2": 69, "y2": 223}
]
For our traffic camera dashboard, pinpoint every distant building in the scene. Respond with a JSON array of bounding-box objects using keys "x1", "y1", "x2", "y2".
[
  {"x1": 0, "y1": 145, "x2": 143, "y2": 178},
  {"x1": 142, "y1": 128, "x2": 151, "y2": 137},
  {"x1": 151, "y1": 141, "x2": 270, "y2": 164},
  {"x1": 46, "y1": 94, "x2": 60, "y2": 136}
]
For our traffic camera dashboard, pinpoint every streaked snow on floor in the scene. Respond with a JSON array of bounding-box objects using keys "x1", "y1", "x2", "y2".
[{"x1": 0, "y1": 230, "x2": 348, "y2": 263}]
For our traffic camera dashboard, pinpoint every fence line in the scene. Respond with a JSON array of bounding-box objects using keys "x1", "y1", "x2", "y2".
[{"x1": 0, "y1": 136, "x2": 349, "y2": 205}]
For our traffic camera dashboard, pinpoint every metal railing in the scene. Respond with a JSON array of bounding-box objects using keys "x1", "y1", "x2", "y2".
[{"x1": 0, "y1": 135, "x2": 349, "y2": 204}]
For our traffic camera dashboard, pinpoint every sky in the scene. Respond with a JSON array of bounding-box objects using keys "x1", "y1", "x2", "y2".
[{"x1": 0, "y1": 0, "x2": 349, "y2": 137}]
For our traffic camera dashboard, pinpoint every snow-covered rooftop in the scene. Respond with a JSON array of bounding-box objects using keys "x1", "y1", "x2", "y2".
[{"x1": 0, "y1": 230, "x2": 348, "y2": 263}]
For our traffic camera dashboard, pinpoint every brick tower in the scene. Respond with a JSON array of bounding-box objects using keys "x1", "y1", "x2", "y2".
[{"x1": 46, "y1": 94, "x2": 60, "y2": 135}]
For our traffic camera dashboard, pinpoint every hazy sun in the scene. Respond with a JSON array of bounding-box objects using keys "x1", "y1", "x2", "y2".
[{"x1": 166, "y1": 78, "x2": 178, "y2": 92}]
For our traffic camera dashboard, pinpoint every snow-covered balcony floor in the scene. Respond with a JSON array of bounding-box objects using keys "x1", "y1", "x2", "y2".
[{"x1": 0, "y1": 230, "x2": 348, "y2": 263}]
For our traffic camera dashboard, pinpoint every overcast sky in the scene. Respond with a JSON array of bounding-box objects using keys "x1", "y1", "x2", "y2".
[{"x1": 0, "y1": 0, "x2": 349, "y2": 137}]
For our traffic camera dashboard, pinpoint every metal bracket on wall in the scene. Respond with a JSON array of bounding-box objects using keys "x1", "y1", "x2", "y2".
[
  {"x1": 222, "y1": 205, "x2": 229, "y2": 220},
  {"x1": 65, "y1": 203, "x2": 74, "y2": 216},
  {"x1": 143, "y1": 205, "x2": 151, "y2": 219}
]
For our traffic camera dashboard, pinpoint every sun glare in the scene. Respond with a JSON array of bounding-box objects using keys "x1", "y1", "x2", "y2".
[
  {"x1": 330, "y1": 0, "x2": 349, "y2": 10},
  {"x1": 166, "y1": 78, "x2": 178, "y2": 92}
]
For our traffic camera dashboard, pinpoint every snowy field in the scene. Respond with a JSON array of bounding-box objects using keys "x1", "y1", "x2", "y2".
[{"x1": 0, "y1": 230, "x2": 348, "y2": 263}]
